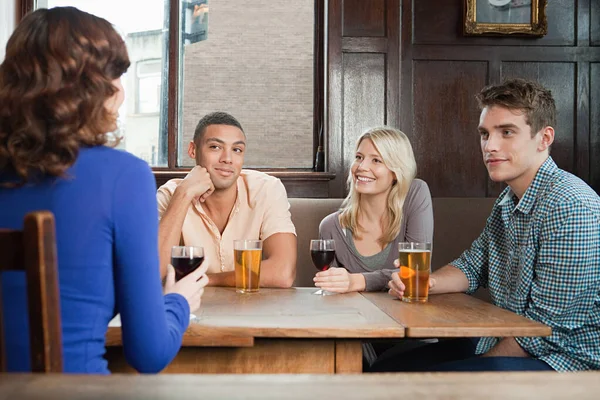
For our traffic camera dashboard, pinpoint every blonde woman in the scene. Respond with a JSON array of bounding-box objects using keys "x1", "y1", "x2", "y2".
[{"x1": 314, "y1": 127, "x2": 433, "y2": 293}]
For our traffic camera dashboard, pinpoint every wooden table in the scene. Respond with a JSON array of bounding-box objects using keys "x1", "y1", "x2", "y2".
[
  {"x1": 2, "y1": 372, "x2": 600, "y2": 400},
  {"x1": 106, "y1": 287, "x2": 404, "y2": 374},
  {"x1": 362, "y1": 292, "x2": 552, "y2": 337}
]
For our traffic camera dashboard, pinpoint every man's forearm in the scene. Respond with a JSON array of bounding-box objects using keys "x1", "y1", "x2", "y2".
[
  {"x1": 429, "y1": 265, "x2": 470, "y2": 294},
  {"x1": 207, "y1": 259, "x2": 296, "y2": 288},
  {"x1": 207, "y1": 271, "x2": 235, "y2": 287},
  {"x1": 483, "y1": 337, "x2": 530, "y2": 358},
  {"x1": 258, "y1": 257, "x2": 296, "y2": 288},
  {"x1": 256, "y1": 233, "x2": 297, "y2": 288},
  {"x1": 158, "y1": 186, "x2": 193, "y2": 278}
]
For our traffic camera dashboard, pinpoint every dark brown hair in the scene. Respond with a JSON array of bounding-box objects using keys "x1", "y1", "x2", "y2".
[
  {"x1": 476, "y1": 78, "x2": 556, "y2": 136},
  {"x1": 193, "y1": 111, "x2": 244, "y2": 144},
  {"x1": 0, "y1": 7, "x2": 130, "y2": 186}
]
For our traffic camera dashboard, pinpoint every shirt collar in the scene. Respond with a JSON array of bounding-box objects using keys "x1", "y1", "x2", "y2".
[
  {"x1": 513, "y1": 156, "x2": 558, "y2": 214},
  {"x1": 234, "y1": 174, "x2": 243, "y2": 213},
  {"x1": 498, "y1": 187, "x2": 517, "y2": 207}
]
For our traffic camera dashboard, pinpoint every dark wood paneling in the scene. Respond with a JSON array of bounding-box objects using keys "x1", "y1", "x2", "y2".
[
  {"x1": 500, "y1": 62, "x2": 576, "y2": 173},
  {"x1": 327, "y1": 0, "x2": 345, "y2": 197},
  {"x1": 411, "y1": 46, "x2": 600, "y2": 62},
  {"x1": 577, "y1": 0, "x2": 590, "y2": 47},
  {"x1": 385, "y1": 0, "x2": 401, "y2": 129},
  {"x1": 591, "y1": 63, "x2": 600, "y2": 193},
  {"x1": 592, "y1": 0, "x2": 600, "y2": 46},
  {"x1": 166, "y1": 0, "x2": 179, "y2": 168},
  {"x1": 342, "y1": 37, "x2": 388, "y2": 53},
  {"x1": 342, "y1": 0, "x2": 386, "y2": 37},
  {"x1": 327, "y1": 0, "x2": 398, "y2": 198},
  {"x1": 412, "y1": 0, "x2": 575, "y2": 46},
  {"x1": 341, "y1": 54, "x2": 386, "y2": 182},
  {"x1": 399, "y1": 0, "x2": 414, "y2": 141},
  {"x1": 576, "y1": 62, "x2": 591, "y2": 182},
  {"x1": 314, "y1": 0, "x2": 326, "y2": 170},
  {"x1": 327, "y1": 0, "x2": 598, "y2": 198},
  {"x1": 412, "y1": 61, "x2": 489, "y2": 197}
]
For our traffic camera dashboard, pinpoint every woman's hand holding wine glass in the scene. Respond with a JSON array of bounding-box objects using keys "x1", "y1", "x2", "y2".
[
  {"x1": 314, "y1": 267, "x2": 366, "y2": 294},
  {"x1": 310, "y1": 239, "x2": 336, "y2": 295},
  {"x1": 164, "y1": 246, "x2": 209, "y2": 312}
]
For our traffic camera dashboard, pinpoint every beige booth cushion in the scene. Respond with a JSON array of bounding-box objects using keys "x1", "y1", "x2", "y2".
[
  {"x1": 290, "y1": 197, "x2": 497, "y2": 291},
  {"x1": 290, "y1": 198, "x2": 344, "y2": 288}
]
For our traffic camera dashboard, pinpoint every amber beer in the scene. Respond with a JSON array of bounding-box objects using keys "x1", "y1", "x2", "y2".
[
  {"x1": 398, "y1": 242, "x2": 432, "y2": 303},
  {"x1": 234, "y1": 240, "x2": 262, "y2": 293}
]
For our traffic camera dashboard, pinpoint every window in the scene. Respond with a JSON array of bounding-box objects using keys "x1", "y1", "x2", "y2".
[
  {"x1": 29, "y1": 0, "x2": 322, "y2": 170},
  {"x1": 0, "y1": 2, "x2": 15, "y2": 61},
  {"x1": 37, "y1": 0, "x2": 168, "y2": 166},
  {"x1": 136, "y1": 59, "x2": 162, "y2": 115},
  {"x1": 178, "y1": 0, "x2": 315, "y2": 168}
]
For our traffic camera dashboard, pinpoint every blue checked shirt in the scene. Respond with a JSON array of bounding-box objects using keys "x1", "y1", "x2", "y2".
[{"x1": 451, "y1": 157, "x2": 600, "y2": 371}]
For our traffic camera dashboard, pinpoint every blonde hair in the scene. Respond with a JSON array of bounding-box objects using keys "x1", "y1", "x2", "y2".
[{"x1": 339, "y1": 127, "x2": 417, "y2": 246}]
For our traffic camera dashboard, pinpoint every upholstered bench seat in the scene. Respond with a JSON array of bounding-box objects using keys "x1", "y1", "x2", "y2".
[{"x1": 289, "y1": 197, "x2": 496, "y2": 301}]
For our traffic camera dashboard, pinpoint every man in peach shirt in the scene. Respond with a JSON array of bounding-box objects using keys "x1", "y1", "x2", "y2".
[{"x1": 157, "y1": 112, "x2": 297, "y2": 287}]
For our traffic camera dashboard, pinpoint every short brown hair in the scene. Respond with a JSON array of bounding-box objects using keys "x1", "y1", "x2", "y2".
[
  {"x1": 193, "y1": 111, "x2": 244, "y2": 144},
  {"x1": 476, "y1": 78, "x2": 556, "y2": 136},
  {"x1": 0, "y1": 7, "x2": 130, "y2": 186}
]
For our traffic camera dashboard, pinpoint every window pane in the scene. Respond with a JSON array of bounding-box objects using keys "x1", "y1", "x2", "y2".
[
  {"x1": 178, "y1": 0, "x2": 314, "y2": 168},
  {"x1": 0, "y1": 2, "x2": 15, "y2": 62},
  {"x1": 36, "y1": 0, "x2": 169, "y2": 166},
  {"x1": 137, "y1": 60, "x2": 162, "y2": 114}
]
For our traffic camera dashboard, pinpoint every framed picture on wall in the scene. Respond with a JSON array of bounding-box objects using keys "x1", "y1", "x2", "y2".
[{"x1": 464, "y1": 0, "x2": 548, "y2": 36}]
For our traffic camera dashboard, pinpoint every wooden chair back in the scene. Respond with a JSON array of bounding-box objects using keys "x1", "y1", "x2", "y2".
[{"x1": 0, "y1": 211, "x2": 62, "y2": 372}]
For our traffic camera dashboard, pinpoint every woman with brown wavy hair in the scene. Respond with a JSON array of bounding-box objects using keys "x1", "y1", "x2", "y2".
[{"x1": 0, "y1": 7, "x2": 208, "y2": 373}]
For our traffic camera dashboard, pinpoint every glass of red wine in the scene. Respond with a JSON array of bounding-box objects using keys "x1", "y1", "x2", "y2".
[
  {"x1": 171, "y1": 246, "x2": 204, "y2": 281},
  {"x1": 310, "y1": 239, "x2": 336, "y2": 295}
]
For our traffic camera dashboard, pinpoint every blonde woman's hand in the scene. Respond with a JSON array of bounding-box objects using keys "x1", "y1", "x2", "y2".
[
  {"x1": 164, "y1": 261, "x2": 209, "y2": 312},
  {"x1": 313, "y1": 267, "x2": 366, "y2": 293}
]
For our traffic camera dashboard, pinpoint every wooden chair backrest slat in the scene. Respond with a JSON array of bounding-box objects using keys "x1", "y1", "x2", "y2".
[{"x1": 0, "y1": 211, "x2": 63, "y2": 373}]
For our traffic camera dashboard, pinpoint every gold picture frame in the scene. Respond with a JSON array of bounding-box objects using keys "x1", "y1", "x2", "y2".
[{"x1": 464, "y1": 0, "x2": 548, "y2": 36}]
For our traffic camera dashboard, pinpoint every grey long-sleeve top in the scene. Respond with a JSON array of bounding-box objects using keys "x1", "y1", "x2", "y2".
[{"x1": 318, "y1": 179, "x2": 434, "y2": 291}]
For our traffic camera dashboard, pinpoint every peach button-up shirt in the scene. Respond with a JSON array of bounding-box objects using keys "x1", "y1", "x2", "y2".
[{"x1": 157, "y1": 170, "x2": 296, "y2": 274}]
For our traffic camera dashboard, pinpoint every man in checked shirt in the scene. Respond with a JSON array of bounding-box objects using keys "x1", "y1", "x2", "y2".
[{"x1": 376, "y1": 78, "x2": 600, "y2": 372}]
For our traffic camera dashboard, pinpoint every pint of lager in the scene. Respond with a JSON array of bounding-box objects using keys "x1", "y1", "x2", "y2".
[
  {"x1": 234, "y1": 240, "x2": 262, "y2": 293},
  {"x1": 398, "y1": 242, "x2": 432, "y2": 303}
]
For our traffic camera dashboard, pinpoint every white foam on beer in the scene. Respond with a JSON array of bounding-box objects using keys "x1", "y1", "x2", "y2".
[{"x1": 399, "y1": 249, "x2": 431, "y2": 253}]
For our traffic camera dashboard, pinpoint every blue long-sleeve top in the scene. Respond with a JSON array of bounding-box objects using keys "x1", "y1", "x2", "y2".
[{"x1": 0, "y1": 146, "x2": 190, "y2": 373}]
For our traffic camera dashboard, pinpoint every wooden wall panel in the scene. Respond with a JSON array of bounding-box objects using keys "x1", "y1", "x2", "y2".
[
  {"x1": 342, "y1": 0, "x2": 386, "y2": 37},
  {"x1": 412, "y1": 0, "x2": 575, "y2": 46},
  {"x1": 412, "y1": 61, "x2": 489, "y2": 197},
  {"x1": 500, "y1": 62, "x2": 576, "y2": 174},
  {"x1": 592, "y1": 0, "x2": 600, "y2": 45},
  {"x1": 591, "y1": 63, "x2": 600, "y2": 192},
  {"x1": 327, "y1": 0, "x2": 598, "y2": 197},
  {"x1": 341, "y1": 53, "x2": 386, "y2": 182}
]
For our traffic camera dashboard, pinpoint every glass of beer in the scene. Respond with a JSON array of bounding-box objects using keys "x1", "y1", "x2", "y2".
[
  {"x1": 398, "y1": 242, "x2": 431, "y2": 303},
  {"x1": 310, "y1": 239, "x2": 336, "y2": 295},
  {"x1": 234, "y1": 239, "x2": 262, "y2": 293},
  {"x1": 171, "y1": 246, "x2": 204, "y2": 281}
]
